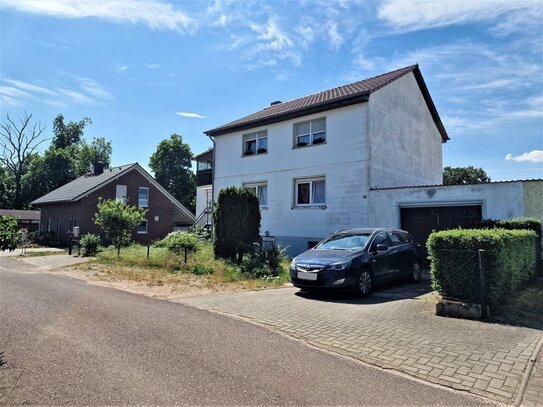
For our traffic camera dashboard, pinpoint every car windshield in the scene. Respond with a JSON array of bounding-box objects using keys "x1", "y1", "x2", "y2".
[{"x1": 315, "y1": 233, "x2": 371, "y2": 251}]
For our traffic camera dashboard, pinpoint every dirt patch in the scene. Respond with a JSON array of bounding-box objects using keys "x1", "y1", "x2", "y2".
[{"x1": 52, "y1": 263, "x2": 291, "y2": 300}]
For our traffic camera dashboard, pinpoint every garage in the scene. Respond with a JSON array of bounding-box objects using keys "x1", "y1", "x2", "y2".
[{"x1": 400, "y1": 205, "x2": 482, "y2": 261}]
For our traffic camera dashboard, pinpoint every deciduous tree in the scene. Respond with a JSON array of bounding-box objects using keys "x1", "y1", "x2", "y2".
[{"x1": 443, "y1": 166, "x2": 491, "y2": 185}]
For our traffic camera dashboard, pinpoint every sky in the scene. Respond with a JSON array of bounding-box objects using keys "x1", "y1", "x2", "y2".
[{"x1": 1, "y1": 0, "x2": 542, "y2": 181}]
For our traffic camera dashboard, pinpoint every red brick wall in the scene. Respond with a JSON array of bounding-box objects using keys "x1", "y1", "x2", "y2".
[{"x1": 39, "y1": 168, "x2": 180, "y2": 247}]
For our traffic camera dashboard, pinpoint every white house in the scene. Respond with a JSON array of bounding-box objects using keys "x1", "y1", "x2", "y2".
[{"x1": 201, "y1": 65, "x2": 450, "y2": 253}]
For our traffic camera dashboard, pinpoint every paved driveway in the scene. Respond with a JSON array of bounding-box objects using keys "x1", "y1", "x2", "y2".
[{"x1": 176, "y1": 273, "x2": 543, "y2": 404}]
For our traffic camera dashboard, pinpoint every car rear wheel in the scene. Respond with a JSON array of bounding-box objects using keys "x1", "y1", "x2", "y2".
[
  {"x1": 355, "y1": 269, "x2": 373, "y2": 297},
  {"x1": 410, "y1": 261, "x2": 422, "y2": 283}
]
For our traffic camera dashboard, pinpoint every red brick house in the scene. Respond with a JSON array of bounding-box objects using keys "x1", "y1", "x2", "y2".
[{"x1": 31, "y1": 163, "x2": 195, "y2": 247}]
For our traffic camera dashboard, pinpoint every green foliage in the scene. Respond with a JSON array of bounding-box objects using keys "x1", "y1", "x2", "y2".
[
  {"x1": 157, "y1": 231, "x2": 200, "y2": 263},
  {"x1": 187, "y1": 224, "x2": 211, "y2": 240},
  {"x1": 191, "y1": 264, "x2": 214, "y2": 275},
  {"x1": 213, "y1": 186, "x2": 261, "y2": 262},
  {"x1": 239, "y1": 243, "x2": 286, "y2": 278},
  {"x1": 149, "y1": 134, "x2": 195, "y2": 213},
  {"x1": 0, "y1": 215, "x2": 21, "y2": 252},
  {"x1": 479, "y1": 217, "x2": 542, "y2": 274},
  {"x1": 427, "y1": 228, "x2": 537, "y2": 308},
  {"x1": 443, "y1": 166, "x2": 491, "y2": 185},
  {"x1": 75, "y1": 137, "x2": 113, "y2": 175},
  {"x1": 94, "y1": 199, "x2": 147, "y2": 254},
  {"x1": 52, "y1": 115, "x2": 91, "y2": 149},
  {"x1": 79, "y1": 233, "x2": 101, "y2": 257}
]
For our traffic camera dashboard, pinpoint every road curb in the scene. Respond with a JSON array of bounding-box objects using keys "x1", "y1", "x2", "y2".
[{"x1": 515, "y1": 334, "x2": 543, "y2": 406}]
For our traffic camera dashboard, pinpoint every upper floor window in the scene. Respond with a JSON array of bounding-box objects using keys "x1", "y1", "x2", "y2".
[
  {"x1": 243, "y1": 131, "x2": 268, "y2": 156},
  {"x1": 244, "y1": 182, "x2": 268, "y2": 207},
  {"x1": 294, "y1": 118, "x2": 326, "y2": 148},
  {"x1": 116, "y1": 184, "x2": 127, "y2": 204},
  {"x1": 138, "y1": 187, "x2": 149, "y2": 208},
  {"x1": 197, "y1": 160, "x2": 212, "y2": 172},
  {"x1": 294, "y1": 177, "x2": 325, "y2": 206}
]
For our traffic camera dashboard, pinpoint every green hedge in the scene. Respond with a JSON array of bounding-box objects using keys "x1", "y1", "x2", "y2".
[
  {"x1": 479, "y1": 217, "x2": 542, "y2": 275},
  {"x1": 427, "y1": 228, "x2": 537, "y2": 307}
]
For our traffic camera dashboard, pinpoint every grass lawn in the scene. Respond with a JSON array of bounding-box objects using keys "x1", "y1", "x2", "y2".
[
  {"x1": 491, "y1": 276, "x2": 543, "y2": 330},
  {"x1": 79, "y1": 241, "x2": 292, "y2": 292}
]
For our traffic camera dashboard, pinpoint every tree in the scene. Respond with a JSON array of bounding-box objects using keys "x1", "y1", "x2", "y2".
[
  {"x1": 52, "y1": 114, "x2": 91, "y2": 149},
  {"x1": 0, "y1": 112, "x2": 47, "y2": 209},
  {"x1": 213, "y1": 187, "x2": 261, "y2": 263},
  {"x1": 443, "y1": 166, "x2": 491, "y2": 185},
  {"x1": 159, "y1": 231, "x2": 199, "y2": 263},
  {"x1": 75, "y1": 137, "x2": 113, "y2": 175},
  {"x1": 0, "y1": 215, "x2": 21, "y2": 252},
  {"x1": 94, "y1": 199, "x2": 147, "y2": 255},
  {"x1": 149, "y1": 134, "x2": 195, "y2": 213}
]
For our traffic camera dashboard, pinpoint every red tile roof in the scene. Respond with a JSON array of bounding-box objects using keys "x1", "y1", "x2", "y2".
[{"x1": 206, "y1": 64, "x2": 448, "y2": 141}]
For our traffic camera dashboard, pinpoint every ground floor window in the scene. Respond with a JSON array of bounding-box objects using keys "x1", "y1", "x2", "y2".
[
  {"x1": 244, "y1": 182, "x2": 268, "y2": 207},
  {"x1": 46, "y1": 218, "x2": 51, "y2": 231},
  {"x1": 137, "y1": 219, "x2": 148, "y2": 234},
  {"x1": 294, "y1": 177, "x2": 325, "y2": 206}
]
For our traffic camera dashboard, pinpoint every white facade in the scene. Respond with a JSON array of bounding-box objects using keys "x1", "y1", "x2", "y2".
[{"x1": 209, "y1": 72, "x2": 445, "y2": 254}]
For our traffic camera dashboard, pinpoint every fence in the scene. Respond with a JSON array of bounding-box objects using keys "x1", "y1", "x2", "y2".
[{"x1": 435, "y1": 249, "x2": 487, "y2": 318}]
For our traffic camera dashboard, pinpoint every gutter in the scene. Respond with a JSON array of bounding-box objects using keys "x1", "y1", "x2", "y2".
[{"x1": 207, "y1": 134, "x2": 216, "y2": 223}]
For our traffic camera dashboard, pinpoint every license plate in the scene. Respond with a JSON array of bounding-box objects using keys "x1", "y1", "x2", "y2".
[{"x1": 297, "y1": 272, "x2": 317, "y2": 281}]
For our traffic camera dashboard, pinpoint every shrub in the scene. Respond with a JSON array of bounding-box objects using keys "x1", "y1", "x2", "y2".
[
  {"x1": 427, "y1": 228, "x2": 537, "y2": 308},
  {"x1": 187, "y1": 224, "x2": 211, "y2": 240},
  {"x1": 479, "y1": 217, "x2": 542, "y2": 275},
  {"x1": 213, "y1": 187, "x2": 260, "y2": 262},
  {"x1": 79, "y1": 233, "x2": 101, "y2": 256},
  {"x1": 191, "y1": 264, "x2": 214, "y2": 275},
  {"x1": 239, "y1": 243, "x2": 285, "y2": 278},
  {"x1": 0, "y1": 215, "x2": 21, "y2": 252},
  {"x1": 158, "y1": 232, "x2": 199, "y2": 263}
]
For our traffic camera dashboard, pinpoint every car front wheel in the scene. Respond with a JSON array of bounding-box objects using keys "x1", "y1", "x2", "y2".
[
  {"x1": 410, "y1": 261, "x2": 422, "y2": 283},
  {"x1": 355, "y1": 269, "x2": 373, "y2": 297}
]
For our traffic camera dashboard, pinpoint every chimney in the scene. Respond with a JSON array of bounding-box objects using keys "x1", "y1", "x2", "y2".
[
  {"x1": 93, "y1": 162, "x2": 104, "y2": 176},
  {"x1": 270, "y1": 100, "x2": 282, "y2": 106}
]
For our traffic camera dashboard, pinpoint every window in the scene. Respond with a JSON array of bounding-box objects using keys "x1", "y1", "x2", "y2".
[
  {"x1": 393, "y1": 232, "x2": 412, "y2": 244},
  {"x1": 243, "y1": 131, "x2": 268, "y2": 156},
  {"x1": 294, "y1": 177, "x2": 325, "y2": 206},
  {"x1": 116, "y1": 184, "x2": 127, "y2": 204},
  {"x1": 46, "y1": 218, "x2": 51, "y2": 232},
  {"x1": 371, "y1": 233, "x2": 390, "y2": 249},
  {"x1": 137, "y1": 219, "x2": 148, "y2": 234},
  {"x1": 294, "y1": 118, "x2": 326, "y2": 147},
  {"x1": 138, "y1": 187, "x2": 149, "y2": 207},
  {"x1": 68, "y1": 218, "x2": 73, "y2": 232},
  {"x1": 244, "y1": 182, "x2": 268, "y2": 207}
]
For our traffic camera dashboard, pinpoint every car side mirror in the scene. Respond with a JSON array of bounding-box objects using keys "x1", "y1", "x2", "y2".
[{"x1": 375, "y1": 244, "x2": 388, "y2": 252}]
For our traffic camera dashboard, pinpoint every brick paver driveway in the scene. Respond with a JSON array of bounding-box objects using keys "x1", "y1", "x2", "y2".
[{"x1": 176, "y1": 273, "x2": 542, "y2": 404}]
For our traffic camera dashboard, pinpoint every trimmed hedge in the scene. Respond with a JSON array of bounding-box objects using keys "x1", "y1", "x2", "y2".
[
  {"x1": 427, "y1": 228, "x2": 537, "y2": 307},
  {"x1": 479, "y1": 217, "x2": 542, "y2": 275}
]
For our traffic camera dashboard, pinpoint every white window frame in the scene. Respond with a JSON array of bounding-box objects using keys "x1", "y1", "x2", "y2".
[
  {"x1": 243, "y1": 131, "x2": 268, "y2": 156},
  {"x1": 294, "y1": 177, "x2": 326, "y2": 207},
  {"x1": 116, "y1": 184, "x2": 127, "y2": 204},
  {"x1": 137, "y1": 219, "x2": 148, "y2": 234},
  {"x1": 243, "y1": 182, "x2": 268, "y2": 208},
  {"x1": 294, "y1": 118, "x2": 326, "y2": 148},
  {"x1": 138, "y1": 187, "x2": 149, "y2": 208}
]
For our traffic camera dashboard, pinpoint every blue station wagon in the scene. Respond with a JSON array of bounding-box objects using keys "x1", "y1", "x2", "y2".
[{"x1": 290, "y1": 228, "x2": 424, "y2": 296}]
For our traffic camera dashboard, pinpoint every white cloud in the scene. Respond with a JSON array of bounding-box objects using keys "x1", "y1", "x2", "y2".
[
  {"x1": 176, "y1": 112, "x2": 207, "y2": 119},
  {"x1": 378, "y1": 0, "x2": 541, "y2": 32},
  {"x1": 117, "y1": 66, "x2": 128, "y2": 72},
  {"x1": 326, "y1": 22, "x2": 343, "y2": 50},
  {"x1": 505, "y1": 150, "x2": 543, "y2": 163},
  {"x1": 2, "y1": 0, "x2": 196, "y2": 33},
  {"x1": 3, "y1": 79, "x2": 57, "y2": 96},
  {"x1": 147, "y1": 64, "x2": 161, "y2": 69}
]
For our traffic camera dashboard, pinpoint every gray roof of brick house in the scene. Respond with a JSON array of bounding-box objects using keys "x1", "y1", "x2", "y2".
[
  {"x1": 0, "y1": 209, "x2": 41, "y2": 221},
  {"x1": 205, "y1": 64, "x2": 448, "y2": 141},
  {"x1": 31, "y1": 164, "x2": 137, "y2": 205}
]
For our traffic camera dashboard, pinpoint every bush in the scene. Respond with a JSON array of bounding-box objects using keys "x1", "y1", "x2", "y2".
[
  {"x1": 79, "y1": 233, "x2": 101, "y2": 256},
  {"x1": 479, "y1": 217, "x2": 542, "y2": 275},
  {"x1": 158, "y1": 232, "x2": 199, "y2": 263},
  {"x1": 187, "y1": 224, "x2": 211, "y2": 240},
  {"x1": 213, "y1": 187, "x2": 260, "y2": 262},
  {"x1": 191, "y1": 264, "x2": 214, "y2": 275},
  {"x1": 239, "y1": 243, "x2": 285, "y2": 278},
  {"x1": 427, "y1": 228, "x2": 537, "y2": 308},
  {"x1": 0, "y1": 215, "x2": 21, "y2": 252}
]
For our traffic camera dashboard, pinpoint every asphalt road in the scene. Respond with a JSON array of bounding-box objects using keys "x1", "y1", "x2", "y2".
[{"x1": 0, "y1": 263, "x2": 491, "y2": 405}]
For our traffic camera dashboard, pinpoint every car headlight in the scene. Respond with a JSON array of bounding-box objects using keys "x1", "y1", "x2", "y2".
[
  {"x1": 327, "y1": 261, "x2": 351, "y2": 271},
  {"x1": 290, "y1": 259, "x2": 297, "y2": 269}
]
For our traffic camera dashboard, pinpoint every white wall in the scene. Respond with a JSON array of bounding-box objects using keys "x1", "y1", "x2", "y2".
[
  {"x1": 368, "y1": 72, "x2": 443, "y2": 188},
  {"x1": 195, "y1": 185, "x2": 212, "y2": 219},
  {"x1": 213, "y1": 104, "x2": 370, "y2": 253},
  {"x1": 368, "y1": 182, "x2": 526, "y2": 228}
]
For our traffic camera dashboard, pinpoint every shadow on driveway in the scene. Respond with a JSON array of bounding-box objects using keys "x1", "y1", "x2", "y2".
[{"x1": 294, "y1": 270, "x2": 434, "y2": 304}]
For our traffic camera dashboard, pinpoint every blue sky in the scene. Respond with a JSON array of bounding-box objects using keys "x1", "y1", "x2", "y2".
[{"x1": 1, "y1": 0, "x2": 542, "y2": 181}]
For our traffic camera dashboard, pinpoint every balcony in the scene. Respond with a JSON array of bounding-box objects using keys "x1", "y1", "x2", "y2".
[{"x1": 196, "y1": 169, "x2": 212, "y2": 186}]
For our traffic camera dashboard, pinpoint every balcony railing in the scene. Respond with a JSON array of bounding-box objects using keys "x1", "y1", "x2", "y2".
[{"x1": 196, "y1": 169, "x2": 212, "y2": 186}]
